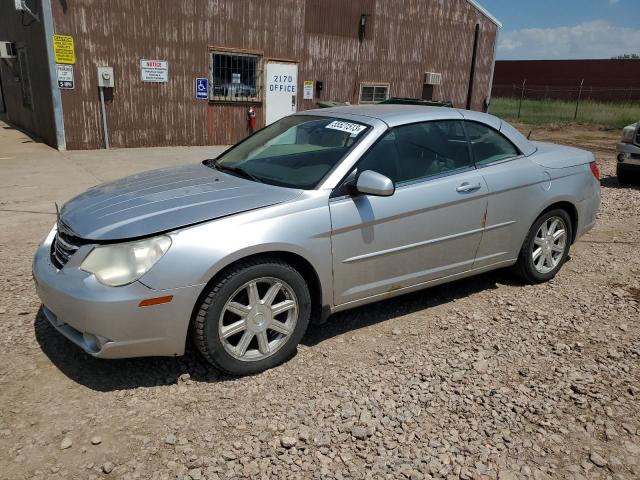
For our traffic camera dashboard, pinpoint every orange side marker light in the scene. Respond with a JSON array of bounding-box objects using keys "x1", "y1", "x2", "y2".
[{"x1": 138, "y1": 295, "x2": 174, "y2": 307}]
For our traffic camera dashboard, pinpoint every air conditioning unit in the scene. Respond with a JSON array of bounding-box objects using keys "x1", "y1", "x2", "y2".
[
  {"x1": 424, "y1": 72, "x2": 442, "y2": 86},
  {"x1": 0, "y1": 42, "x2": 17, "y2": 59}
]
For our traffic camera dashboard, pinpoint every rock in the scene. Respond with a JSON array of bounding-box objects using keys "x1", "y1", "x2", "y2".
[
  {"x1": 280, "y1": 436, "x2": 297, "y2": 448},
  {"x1": 90, "y1": 435, "x2": 102, "y2": 445},
  {"x1": 392, "y1": 329, "x2": 401, "y2": 335},
  {"x1": 187, "y1": 467, "x2": 202, "y2": 479},
  {"x1": 164, "y1": 433, "x2": 177, "y2": 445},
  {"x1": 622, "y1": 423, "x2": 637, "y2": 435},
  {"x1": 472, "y1": 359, "x2": 489, "y2": 374},
  {"x1": 608, "y1": 348, "x2": 623, "y2": 360},
  {"x1": 221, "y1": 451, "x2": 237, "y2": 460},
  {"x1": 624, "y1": 442, "x2": 640, "y2": 456},
  {"x1": 351, "y1": 426, "x2": 367, "y2": 440},
  {"x1": 60, "y1": 437, "x2": 72, "y2": 450},
  {"x1": 298, "y1": 425, "x2": 311, "y2": 443},
  {"x1": 341, "y1": 405, "x2": 356, "y2": 419},
  {"x1": 497, "y1": 470, "x2": 518, "y2": 480},
  {"x1": 102, "y1": 462, "x2": 114, "y2": 474},
  {"x1": 243, "y1": 462, "x2": 259, "y2": 477},
  {"x1": 314, "y1": 433, "x2": 331, "y2": 447},
  {"x1": 590, "y1": 451, "x2": 607, "y2": 467}
]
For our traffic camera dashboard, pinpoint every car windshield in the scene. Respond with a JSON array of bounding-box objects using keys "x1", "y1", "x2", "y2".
[{"x1": 209, "y1": 115, "x2": 371, "y2": 189}]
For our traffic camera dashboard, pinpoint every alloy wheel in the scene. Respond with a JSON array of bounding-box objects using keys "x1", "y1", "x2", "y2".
[
  {"x1": 218, "y1": 277, "x2": 298, "y2": 362},
  {"x1": 532, "y1": 216, "x2": 567, "y2": 274}
]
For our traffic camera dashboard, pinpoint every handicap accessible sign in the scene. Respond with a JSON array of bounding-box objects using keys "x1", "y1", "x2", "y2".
[{"x1": 195, "y1": 77, "x2": 208, "y2": 100}]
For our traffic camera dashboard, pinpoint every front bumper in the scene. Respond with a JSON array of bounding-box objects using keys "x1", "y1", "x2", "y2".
[
  {"x1": 616, "y1": 142, "x2": 640, "y2": 168},
  {"x1": 32, "y1": 229, "x2": 204, "y2": 359}
]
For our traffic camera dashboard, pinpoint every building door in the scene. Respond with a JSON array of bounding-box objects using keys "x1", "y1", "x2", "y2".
[{"x1": 265, "y1": 62, "x2": 298, "y2": 125}]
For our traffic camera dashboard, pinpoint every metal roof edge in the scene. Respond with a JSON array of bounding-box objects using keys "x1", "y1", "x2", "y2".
[{"x1": 466, "y1": 0, "x2": 502, "y2": 28}]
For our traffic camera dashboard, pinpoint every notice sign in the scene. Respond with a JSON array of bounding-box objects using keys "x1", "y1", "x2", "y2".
[
  {"x1": 56, "y1": 64, "x2": 74, "y2": 89},
  {"x1": 303, "y1": 80, "x2": 314, "y2": 100},
  {"x1": 140, "y1": 59, "x2": 168, "y2": 83},
  {"x1": 53, "y1": 34, "x2": 75, "y2": 64}
]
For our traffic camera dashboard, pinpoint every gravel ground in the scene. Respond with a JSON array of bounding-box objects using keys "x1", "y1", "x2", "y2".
[{"x1": 0, "y1": 124, "x2": 639, "y2": 480}]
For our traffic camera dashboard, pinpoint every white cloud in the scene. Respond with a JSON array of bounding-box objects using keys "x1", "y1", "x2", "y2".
[{"x1": 497, "y1": 20, "x2": 640, "y2": 60}]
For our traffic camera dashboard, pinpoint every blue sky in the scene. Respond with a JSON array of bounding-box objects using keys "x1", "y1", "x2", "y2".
[{"x1": 479, "y1": 0, "x2": 640, "y2": 60}]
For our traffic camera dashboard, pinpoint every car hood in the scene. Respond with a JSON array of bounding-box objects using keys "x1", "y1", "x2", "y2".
[{"x1": 60, "y1": 163, "x2": 302, "y2": 241}]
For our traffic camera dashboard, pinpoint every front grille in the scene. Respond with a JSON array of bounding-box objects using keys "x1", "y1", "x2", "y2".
[
  {"x1": 635, "y1": 131, "x2": 640, "y2": 147},
  {"x1": 50, "y1": 225, "x2": 86, "y2": 269}
]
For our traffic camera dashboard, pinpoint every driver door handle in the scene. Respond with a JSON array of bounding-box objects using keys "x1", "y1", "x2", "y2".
[{"x1": 456, "y1": 182, "x2": 482, "y2": 193}]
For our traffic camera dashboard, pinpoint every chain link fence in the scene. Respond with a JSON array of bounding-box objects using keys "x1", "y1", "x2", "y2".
[{"x1": 489, "y1": 83, "x2": 640, "y2": 128}]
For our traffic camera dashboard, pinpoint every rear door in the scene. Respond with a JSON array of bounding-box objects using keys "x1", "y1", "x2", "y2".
[
  {"x1": 265, "y1": 62, "x2": 298, "y2": 125},
  {"x1": 465, "y1": 121, "x2": 549, "y2": 268},
  {"x1": 330, "y1": 120, "x2": 489, "y2": 306}
]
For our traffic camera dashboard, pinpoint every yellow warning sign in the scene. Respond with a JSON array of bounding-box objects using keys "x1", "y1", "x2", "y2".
[{"x1": 53, "y1": 34, "x2": 75, "y2": 64}]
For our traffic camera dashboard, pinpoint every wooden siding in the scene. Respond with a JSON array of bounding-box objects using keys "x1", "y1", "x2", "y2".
[{"x1": 51, "y1": 0, "x2": 497, "y2": 149}]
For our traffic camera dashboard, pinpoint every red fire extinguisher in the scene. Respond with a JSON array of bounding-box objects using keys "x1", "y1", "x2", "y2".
[{"x1": 247, "y1": 105, "x2": 257, "y2": 135}]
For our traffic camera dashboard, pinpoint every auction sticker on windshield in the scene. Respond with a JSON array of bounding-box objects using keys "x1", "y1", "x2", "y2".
[{"x1": 325, "y1": 121, "x2": 367, "y2": 136}]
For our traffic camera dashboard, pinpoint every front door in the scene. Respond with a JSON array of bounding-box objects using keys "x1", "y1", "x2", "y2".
[
  {"x1": 265, "y1": 62, "x2": 298, "y2": 125},
  {"x1": 330, "y1": 120, "x2": 489, "y2": 306}
]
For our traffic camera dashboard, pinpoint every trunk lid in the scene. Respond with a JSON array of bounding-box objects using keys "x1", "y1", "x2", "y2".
[{"x1": 529, "y1": 141, "x2": 594, "y2": 169}]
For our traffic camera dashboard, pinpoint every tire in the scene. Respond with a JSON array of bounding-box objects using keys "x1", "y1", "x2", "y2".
[
  {"x1": 617, "y1": 164, "x2": 636, "y2": 185},
  {"x1": 514, "y1": 209, "x2": 573, "y2": 284},
  {"x1": 193, "y1": 258, "x2": 311, "y2": 375}
]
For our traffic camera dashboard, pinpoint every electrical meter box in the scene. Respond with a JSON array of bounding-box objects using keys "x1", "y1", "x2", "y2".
[{"x1": 97, "y1": 66, "x2": 114, "y2": 88}]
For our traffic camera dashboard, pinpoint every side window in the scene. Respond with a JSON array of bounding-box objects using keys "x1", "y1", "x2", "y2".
[
  {"x1": 465, "y1": 122, "x2": 519, "y2": 165},
  {"x1": 356, "y1": 130, "x2": 400, "y2": 182},
  {"x1": 394, "y1": 120, "x2": 473, "y2": 184}
]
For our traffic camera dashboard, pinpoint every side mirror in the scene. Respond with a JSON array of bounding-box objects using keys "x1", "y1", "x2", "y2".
[{"x1": 355, "y1": 170, "x2": 395, "y2": 197}]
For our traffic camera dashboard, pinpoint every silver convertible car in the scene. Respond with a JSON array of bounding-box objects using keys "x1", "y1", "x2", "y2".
[{"x1": 33, "y1": 105, "x2": 601, "y2": 375}]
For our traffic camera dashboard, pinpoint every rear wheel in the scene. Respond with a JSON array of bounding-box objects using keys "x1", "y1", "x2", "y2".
[
  {"x1": 515, "y1": 209, "x2": 572, "y2": 284},
  {"x1": 193, "y1": 258, "x2": 311, "y2": 375}
]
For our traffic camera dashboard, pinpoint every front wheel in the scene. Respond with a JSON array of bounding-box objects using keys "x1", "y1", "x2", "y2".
[
  {"x1": 515, "y1": 209, "x2": 572, "y2": 283},
  {"x1": 193, "y1": 258, "x2": 311, "y2": 375}
]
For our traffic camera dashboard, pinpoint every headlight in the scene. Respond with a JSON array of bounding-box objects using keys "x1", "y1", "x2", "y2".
[
  {"x1": 81, "y1": 235, "x2": 171, "y2": 286},
  {"x1": 621, "y1": 127, "x2": 636, "y2": 143}
]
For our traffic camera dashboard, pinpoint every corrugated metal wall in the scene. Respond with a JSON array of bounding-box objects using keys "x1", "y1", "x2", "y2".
[
  {"x1": 0, "y1": 2, "x2": 57, "y2": 146},
  {"x1": 51, "y1": 0, "x2": 497, "y2": 150},
  {"x1": 492, "y1": 60, "x2": 640, "y2": 102}
]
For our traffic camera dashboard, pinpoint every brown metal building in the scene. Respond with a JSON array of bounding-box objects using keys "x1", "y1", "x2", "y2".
[
  {"x1": 0, "y1": 0, "x2": 500, "y2": 150},
  {"x1": 492, "y1": 59, "x2": 640, "y2": 103}
]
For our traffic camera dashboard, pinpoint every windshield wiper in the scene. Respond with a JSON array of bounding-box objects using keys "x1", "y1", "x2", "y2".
[{"x1": 211, "y1": 161, "x2": 263, "y2": 183}]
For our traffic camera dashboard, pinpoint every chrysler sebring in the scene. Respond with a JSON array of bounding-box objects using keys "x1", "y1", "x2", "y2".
[{"x1": 33, "y1": 105, "x2": 601, "y2": 375}]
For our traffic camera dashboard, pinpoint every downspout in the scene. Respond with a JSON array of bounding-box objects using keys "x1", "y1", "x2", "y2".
[
  {"x1": 485, "y1": 26, "x2": 500, "y2": 113},
  {"x1": 465, "y1": 23, "x2": 480, "y2": 110},
  {"x1": 41, "y1": 0, "x2": 66, "y2": 150}
]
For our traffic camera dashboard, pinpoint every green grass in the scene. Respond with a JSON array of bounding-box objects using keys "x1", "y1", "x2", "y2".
[{"x1": 489, "y1": 97, "x2": 640, "y2": 129}]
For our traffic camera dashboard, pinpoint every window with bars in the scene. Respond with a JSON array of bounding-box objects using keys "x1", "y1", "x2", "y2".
[
  {"x1": 359, "y1": 84, "x2": 389, "y2": 104},
  {"x1": 210, "y1": 51, "x2": 261, "y2": 102}
]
